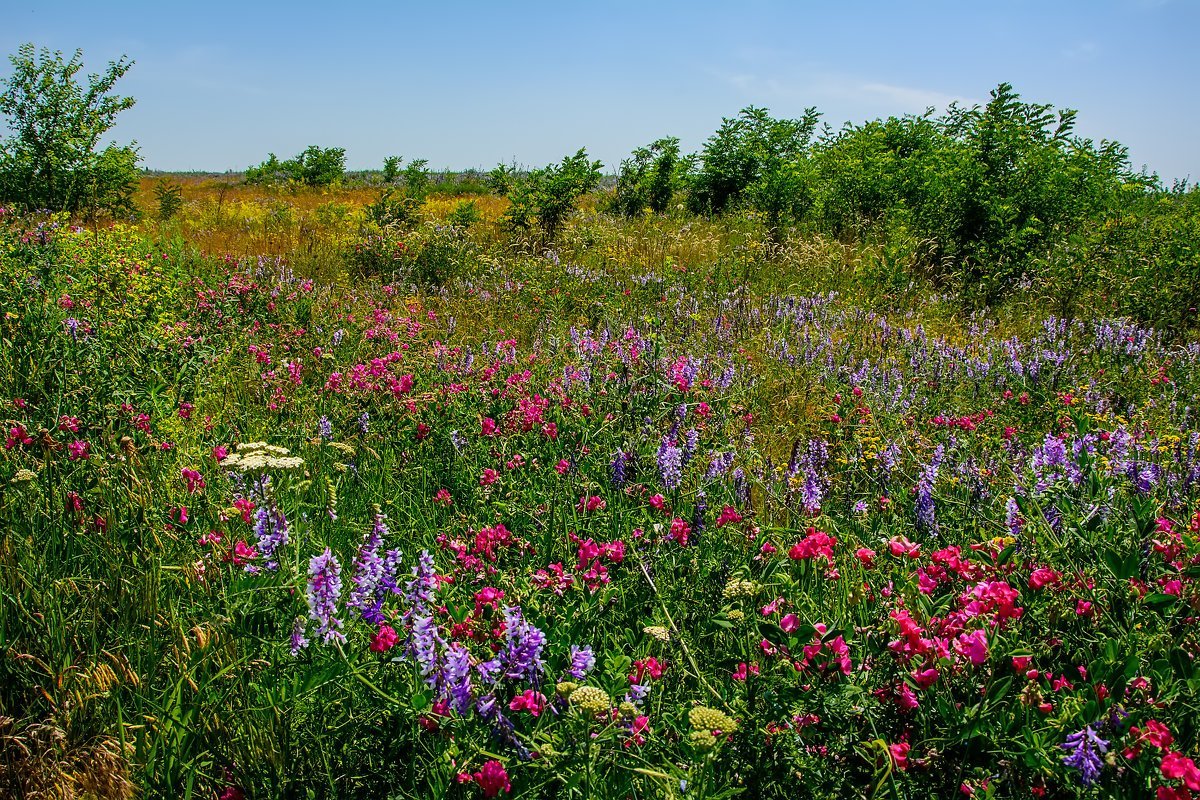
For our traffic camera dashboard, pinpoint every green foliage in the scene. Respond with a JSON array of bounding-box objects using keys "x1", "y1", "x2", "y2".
[
  {"x1": 153, "y1": 177, "x2": 184, "y2": 221},
  {"x1": 246, "y1": 145, "x2": 346, "y2": 187},
  {"x1": 402, "y1": 158, "x2": 430, "y2": 201},
  {"x1": 446, "y1": 199, "x2": 480, "y2": 229},
  {"x1": 687, "y1": 105, "x2": 821, "y2": 231},
  {"x1": 381, "y1": 155, "x2": 401, "y2": 184},
  {"x1": 504, "y1": 148, "x2": 603, "y2": 241},
  {"x1": 611, "y1": 137, "x2": 689, "y2": 217},
  {"x1": 0, "y1": 43, "x2": 139, "y2": 216},
  {"x1": 486, "y1": 162, "x2": 515, "y2": 196}
]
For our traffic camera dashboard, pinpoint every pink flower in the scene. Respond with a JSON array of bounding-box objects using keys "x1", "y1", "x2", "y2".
[
  {"x1": 555, "y1": 459, "x2": 570, "y2": 475},
  {"x1": 481, "y1": 417, "x2": 498, "y2": 436},
  {"x1": 953, "y1": 629, "x2": 989, "y2": 666},
  {"x1": 212, "y1": 445, "x2": 229, "y2": 462},
  {"x1": 508, "y1": 689, "x2": 546, "y2": 717},
  {"x1": 1162, "y1": 751, "x2": 1200, "y2": 790},
  {"x1": 480, "y1": 468, "x2": 499, "y2": 486},
  {"x1": 181, "y1": 468, "x2": 206, "y2": 494},
  {"x1": 889, "y1": 741, "x2": 910, "y2": 771},
  {"x1": 370, "y1": 625, "x2": 399, "y2": 653},
  {"x1": 780, "y1": 613, "x2": 799, "y2": 633},
  {"x1": 1028, "y1": 567, "x2": 1061, "y2": 590},
  {"x1": 67, "y1": 440, "x2": 90, "y2": 460},
  {"x1": 473, "y1": 760, "x2": 511, "y2": 798},
  {"x1": 855, "y1": 548, "x2": 876, "y2": 567}
]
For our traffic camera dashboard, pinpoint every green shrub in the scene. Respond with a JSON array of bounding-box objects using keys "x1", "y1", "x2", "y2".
[
  {"x1": 504, "y1": 148, "x2": 602, "y2": 241},
  {"x1": 0, "y1": 43, "x2": 139, "y2": 217}
]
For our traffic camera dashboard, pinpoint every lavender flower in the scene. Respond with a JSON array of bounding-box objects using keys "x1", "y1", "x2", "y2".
[
  {"x1": 411, "y1": 613, "x2": 441, "y2": 689},
  {"x1": 1061, "y1": 724, "x2": 1108, "y2": 786},
  {"x1": 306, "y1": 548, "x2": 345, "y2": 644},
  {"x1": 358, "y1": 411, "x2": 370, "y2": 434},
  {"x1": 444, "y1": 642, "x2": 474, "y2": 714},
  {"x1": 610, "y1": 450, "x2": 628, "y2": 488},
  {"x1": 290, "y1": 616, "x2": 309, "y2": 656},
  {"x1": 317, "y1": 415, "x2": 333, "y2": 440},
  {"x1": 657, "y1": 437, "x2": 683, "y2": 490},
  {"x1": 346, "y1": 512, "x2": 397, "y2": 624},
  {"x1": 500, "y1": 606, "x2": 546, "y2": 683},
  {"x1": 568, "y1": 645, "x2": 595, "y2": 679}
]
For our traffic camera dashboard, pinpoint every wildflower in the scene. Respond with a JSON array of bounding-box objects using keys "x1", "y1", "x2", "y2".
[
  {"x1": 780, "y1": 613, "x2": 799, "y2": 633},
  {"x1": 444, "y1": 642, "x2": 474, "y2": 714},
  {"x1": 568, "y1": 645, "x2": 596, "y2": 679},
  {"x1": 569, "y1": 686, "x2": 612, "y2": 715},
  {"x1": 472, "y1": 760, "x2": 511, "y2": 798},
  {"x1": 889, "y1": 741, "x2": 910, "y2": 772},
  {"x1": 1161, "y1": 751, "x2": 1200, "y2": 790},
  {"x1": 688, "y1": 706, "x2": 737, "y2": 733},
  {"x1": 68, "y1": 440, "x2": 90, "y2": 460},
  {"x1": 657, "y1": 437, "x2": 683, "y2": 490},
  {"x1": 181, "y1": 467, "x2": 205, "y2": 493},
  {"x1": 370, "y1": 624, "x2": 399, "y2": 653},
  {"x1": 643, "y1": 625, "x2": 670, "y2": 642},
  {"x1": 412, "y1": 614, "x2": 442, "y2": 687},
  {"x1": 290, "y1": 616, "x2": 309, "y2": 656},
  {"x1": 508, "y1": 690, "x2": 546, "y2": 717},
  {"x1": 500, "y1": 606, "x2": 546, "y2": 682},
  {"x1": 306, "y1": 548, "x2": 344, "y2": 644},
  {"x1": 317, "y1": 416, "x2": 333, "y2": 440},
  {"x1": 1062, "y1": 725, "x2": 1109, "y2": 786}
]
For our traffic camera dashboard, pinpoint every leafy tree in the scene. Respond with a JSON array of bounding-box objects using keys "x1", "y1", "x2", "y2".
[
  {"x1": 504, "y1": 149, "x2": 602, "y2": 241},
  {"x1": 611, "y1": 137, "x2": 689, "y2": 217},
  {"x1": 245, "y1": 145, "x2": 345, "y2": 187},
  {"x1": 382, "y1": 155, "x2": 401, "y2": 184},
  {"x1": 687, "y1": 105, "x2": 820, "y2": 232},
  {"x1": 402, "y1": 158, "x2": 430, "y2": 202},
  {"x1": 0, "y1": 43, "x2": 140, "y2": 216}
]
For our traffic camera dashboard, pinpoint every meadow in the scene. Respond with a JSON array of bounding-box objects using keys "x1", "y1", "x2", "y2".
[{"x1": 3, "y1": 102, "x2": 1200, "y2": 798}]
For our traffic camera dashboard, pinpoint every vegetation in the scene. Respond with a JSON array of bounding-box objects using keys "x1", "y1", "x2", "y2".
[
  {"x1": 0, "y1": 43, "x2": 139, "y2": 217},
  {"x1": 2, "y1": 41, "x2": 1200, "y2": 800}
]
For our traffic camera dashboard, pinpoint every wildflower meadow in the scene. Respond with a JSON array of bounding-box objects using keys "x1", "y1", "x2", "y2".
[{"x1": 2, "y1": 36, "x2": 1200, "y2": 800}]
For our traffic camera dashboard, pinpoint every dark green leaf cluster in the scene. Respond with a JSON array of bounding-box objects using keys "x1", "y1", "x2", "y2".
[
  {"x1": 503, "y1": 148, "x2": 603, "y2": 241},
  {"x1": 245, "y1": 145, "x2": 347, "y2": 187},
  {"x1": 0, "y1": 43, "x2": 139, "y2": 216}
]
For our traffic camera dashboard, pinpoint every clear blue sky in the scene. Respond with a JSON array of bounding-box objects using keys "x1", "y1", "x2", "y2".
[{"x1": 3, "y1": 1, "x2": 1197, "y2": 180}]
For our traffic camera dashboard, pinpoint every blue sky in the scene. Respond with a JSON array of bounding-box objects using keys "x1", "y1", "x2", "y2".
[{"x1": 3, "y1": 1, "x2": 1197, "y2": 180}]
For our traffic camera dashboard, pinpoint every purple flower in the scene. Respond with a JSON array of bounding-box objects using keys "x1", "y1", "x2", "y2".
[
  {"x1": 568, "y1": 645, "x2": 595, "y2": 679},
  {"x1": 317, "y1": 415, "x2": 333, "y2": 440},
  {"x1": 1061, "y1": 724, "x2": 1108, "y2": 786},
  {"x1": 290, "y1": 616, "x2": 309, "y2": 656},
  {"x1": 610, "y1": 450, "x2": 628, "y2": 488},
  {"x1": 346, "y1": 512, "x2": 397, "y2": 624},
  {"x1": 306, "y1": 548, "x2": 345, "y2": 644},
  {"x1": 444, "y1": 642, "x2": 473, "y2": 714},
  {"x1": 500, "y1": 606, "x2": 546, "y2": 683},
  {"x1": 411, "y1": 613, "x2": 441, "y2": 689},
  {"x1": 657, "y1": 437, "x2": 683, "y2": 490}
]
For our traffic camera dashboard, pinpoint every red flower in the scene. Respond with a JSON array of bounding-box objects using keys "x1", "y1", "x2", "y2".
[
  {"x1": 473, "y1": 760, "x2": 511, "y2": 798},
  {"x1": 370, "y1": 625, "x2": 399, "y2": 653}
]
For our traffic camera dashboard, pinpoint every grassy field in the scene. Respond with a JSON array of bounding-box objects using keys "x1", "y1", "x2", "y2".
[{"x1": 2, "y1": 175, "x2": 1200, "y2": 800}]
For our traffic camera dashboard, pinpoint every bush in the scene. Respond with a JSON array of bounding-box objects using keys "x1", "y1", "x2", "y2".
[
  {"x1": 246, "y1": 145, "x2": 346, "y2": 187},
  {"x1": 153, "y1": 177, "x2": 184, "y2": 221},
  {"x1": 611, "y1": 137, "x2": 689, "y2": 217},
  {"x1": 504, "y1": 148, "x2": 602, "y2": 241},
  {"x1": 0, "y1": 43, "x2": 139, "y2": 217}
]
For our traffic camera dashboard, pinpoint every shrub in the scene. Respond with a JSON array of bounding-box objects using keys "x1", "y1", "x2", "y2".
[
  {"x1": 0, "y1": 43, "x2": 139, "y2": 217},
  {"x1": 611, "y1": 137, "x2": 689, "y2": 217},
  {"x1": 153, "y1": 178, "x2": 184, "y2": 221},
  {"x1": 246, "y1": 145, "x2": 346, "y2": 187},
  {"x1": 504, "y1": 148, "x2": 602, "y2": 241}
]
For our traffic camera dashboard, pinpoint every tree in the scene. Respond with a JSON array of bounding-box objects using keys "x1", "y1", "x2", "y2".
[
  {"x1": 245, "y1": 145, "x2": 345, "y2": 187},
  {"x1": 504, "y1": 149, "x2": 602, "y2": 241},
  {"x1": 0, "y1": 43, "x2": 140, "y2": 216},
  {"x1": 611, "y1": 137, "x2": 690, "y2": 217},
  {"x1": 687, "y1": 105, "x2": 820, "y2": 232}
]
